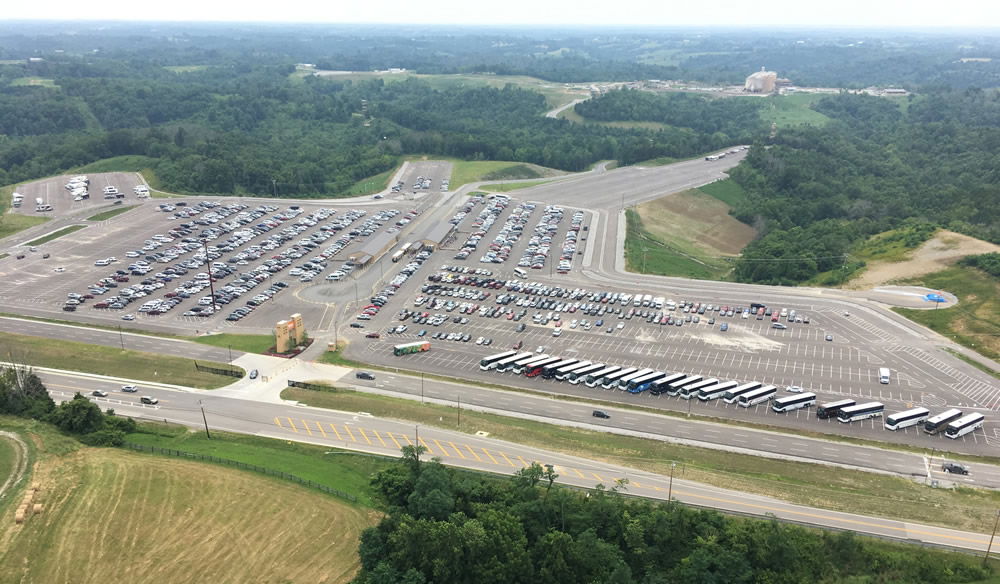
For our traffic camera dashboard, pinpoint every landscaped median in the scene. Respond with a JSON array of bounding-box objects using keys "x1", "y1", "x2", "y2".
[
  {"x1": 282, "y1": 384, "x2": 1000, "y2": 534},
  {"x1": 0, "y1": 332, "x2": 241, "y2": 389},
  {"x1": 23, "y1": 225, "x2": 86, "y2": 247}
]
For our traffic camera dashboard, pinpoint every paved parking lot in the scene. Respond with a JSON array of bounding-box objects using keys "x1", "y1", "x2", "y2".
[{"x1": 10, "y1": 172, "x2": 149, "y2": 217}]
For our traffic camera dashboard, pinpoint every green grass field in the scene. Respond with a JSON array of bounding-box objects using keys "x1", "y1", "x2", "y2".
[
  {"x1": 0, "y1": 332, "x2": 240, "y2": 389},
  {"x1": 478, "y1": 179, "x2": 552, "y2": 192},
  {"x1": 282, "y1": 386, "x2": 1000, "y2": 533},
  {"x1": 341, "y1": 166, "x2": 397, "y2": 196},
  {"x1": 126, "y1": 423, "x2": 387, "y2": 508},
  {"x1": 761, "y1": 93, "x2": 832, "y2": 127},
  {"x1": 0, "y1": 422, "x2": 373, "y2": 584},
  {"x1": 697, "y1": 179, "x2": 748, "y2": 208},
  {"x1": 24, "y1": 225, "x2": 86, "y2": 246},
  {"x1": 894, "y1": 266, "x2": 1000, "y2": 364},
  {"x1": 71, "y1": 155, "x2": 162, "y2": 190},
  {"x1": 9, "y1": 77, "x2": 57, "y2": 88},
  {"x1": 0, "y1": 436, "x2": 14, "y2": 489},
  {"x1": 86, "y1": 206, "x2": 137, "y2": 222},
  {"x1": 449, "y1": 160, "x2": 555, "y2": 188},
  {"x1": 0, "y1": 183, "x2": 51, "y2": 241},
  {"x1": 193, "y1": 333, "x2": 275, "y2": 354}
]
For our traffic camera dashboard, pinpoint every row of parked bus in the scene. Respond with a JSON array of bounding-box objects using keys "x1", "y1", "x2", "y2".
[{"x1": 477, "y1": 350, "x2": 986, "y2": 438}]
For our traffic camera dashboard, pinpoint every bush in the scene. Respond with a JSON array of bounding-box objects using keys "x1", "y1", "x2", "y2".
[{"x1": 80, "y1": 428, "x2": 126, "y2": 447}]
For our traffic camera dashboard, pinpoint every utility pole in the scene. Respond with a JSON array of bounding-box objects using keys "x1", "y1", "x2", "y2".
[
  {"x1": 985, "y1": 510, "x2": 1000, "y2": 566},
  {"x1": 668, "y1": 462, "x2": 677, "y2": 502},
  {"x1": 202, "y1": 240, "x2": 218, "y2": 312},
  {"x1": 199, "y1": 400, "x2": 211, "y2": 439},
  {"x1": 118, "y1": 325, "x2": 125, "y2": 351},
  {"x1": 457, "y1": 395, "x2": 461, "y2": 427},
  {"x1": 420, "y1": 372, "x2": 425, "y2": 404},
  {"x1": 227, "y1": 344, "x2": 233, "y2": 364}
]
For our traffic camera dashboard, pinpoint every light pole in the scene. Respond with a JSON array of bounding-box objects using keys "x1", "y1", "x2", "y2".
[
  {"x1": 227, "y1": 344, "x2": 232, "y2": 364},
  {"x1": 420, "y1": 372, "x2": 425, "y2": 404},
  {"x1": 118, "y1": 325, "x2": 125, "y2": 351},
  {"x1": 985, "y1": 510, "x2": 1000, "y2": 566},
  {"x1": 668, "y1": 462, "x2": 677, "y2": 502}
]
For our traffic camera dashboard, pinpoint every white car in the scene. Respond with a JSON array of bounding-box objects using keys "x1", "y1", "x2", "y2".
[
  {"x1": 786, "y1": 385, "x2": 804, "y2": 393},
  {"x1": 121, "y1": 384, "x2": 138, "y2": 393},
  {"x1": 121, "y1": 314, "x2": 136, "y2": 321},
  {"x1": 53, "y1": 267, "x2": 66, "y2": 273}
]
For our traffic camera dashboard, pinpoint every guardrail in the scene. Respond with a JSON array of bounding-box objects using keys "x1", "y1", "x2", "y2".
[{"x1": 123, "y1": 442, "x2": 357, "y2": 503}]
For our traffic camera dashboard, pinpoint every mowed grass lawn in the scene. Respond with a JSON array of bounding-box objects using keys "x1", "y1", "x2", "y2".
[
  {"x1": 193, "y1": 333, "x2": 275, "y2": 354},
  {"x1": 24, "y1": 225, "x2": 87, "y2": 246},
  {"x1": 895, "y1": 266, "x2": 1000, "y2": 363},
  {"x1": 0, "y1": 183, "x2": 50, "y2": 240},
  {"x1": 0, "y1": 445, "x2": 375, "y2": 584},
  {"x1": 86, "y1": 206, "x2": 137, "y2": 222},
  {"x1": 448, "y1": 160, "x2": 560, "y2": 188},
  {"x1": 761, "y1": 93, "x2": 832, "y2": 127},
  {"x1": 0, "y1": 332, "x2": 239, "y2": 389}
]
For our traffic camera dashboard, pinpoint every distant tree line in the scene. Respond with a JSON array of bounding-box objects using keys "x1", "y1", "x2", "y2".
[{"x1": 353, "y1": 446, "x2": 991, "y2": 584}]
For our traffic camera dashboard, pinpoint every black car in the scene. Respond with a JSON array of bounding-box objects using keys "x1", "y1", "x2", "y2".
[
  {"x1": 942, "y1": 462, "x2": 969, "y2": 475},
  {"x1": 349, "y1": 322, "x2": 364, "y2": 328},
  {"x1": 592, "y1": 410, "x2": 610, "y2": 419},
  {"x1": 356, "y1": 371, "x2": 375, "y2": 380}
]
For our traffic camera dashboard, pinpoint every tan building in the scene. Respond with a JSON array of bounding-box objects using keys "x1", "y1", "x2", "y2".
[
  {"x1": 275, "y1": 313, "x2": 306, "y2": 353},
  {"x1": 744, "y1": 68, "x2": 778, "y2": 93}
]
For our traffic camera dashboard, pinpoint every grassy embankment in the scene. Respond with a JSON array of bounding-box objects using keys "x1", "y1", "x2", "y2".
[
  {"x1": 624, "y1": 179, "x2": 753, "y2": 280},
  {"x1": 446, "y1": 159, "x2": 565, "y2": 189},
  {"x1": 86, "y1": 206, "x2": 137, "y2": 222},
  {"x1": 478, "y1": 179, "x2": 552, "y2": 193},
  {"x1": 192, "y1": 333, "x2": 276, "y2": 354},
  {"x1": 894, "y1": 266, "x2": 1000, "y2": 368},
  {"x1": 283, "y1": 384, "x2": 1000, "y2": 533},
  {"x1": 9, "y1": 77, "x2": 58, "y2": 88},
  {"x1": 24, "y1": 225, "x2": 87, "y2": 246},
  {"x1": 0, "y1": 417, "x2": 375, "y2": 584},
  {"x1": 0, "y1": 332, "x2": 240, "y2": 389},
  {"x1": 760, "y1": 93, "x2": 832, "y2": 127},
  {"x1": 342, "y1": 166, "x2": 397, "y2": 197}
]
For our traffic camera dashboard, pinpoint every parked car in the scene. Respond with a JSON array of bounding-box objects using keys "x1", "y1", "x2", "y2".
[
  {"x1": 365, "y1": 332, "x2": 381, "y2": 339},
  {"x1": 786, "y1": 385, "x2": 804, "y2": 393},
  {"x1": 349, "y1": 322, "x2": 364, "y2": 328},
  {"x1": 825, "y1": 334, "x2": 834, "y2": 341}
]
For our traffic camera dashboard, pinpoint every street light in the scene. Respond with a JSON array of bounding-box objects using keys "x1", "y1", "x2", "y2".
[
  {"x1": 985, "y1": 510, "x2": 1000, "y2": 566},
  {"x1": 668, "y1": 462, "x2": 677, "y2": 502}
]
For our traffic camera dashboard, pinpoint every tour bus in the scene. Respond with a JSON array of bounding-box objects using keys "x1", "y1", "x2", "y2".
[
  {"x1": 650, "y1": 373, "x2": 687, "y2": 396},
  {"x1": 567, "y1": 363, "x2": 605, "y2": 385},
  {"x1": 555, "y1": 360, "x2": 593, "y2": 381},
  {"x1": 816, "y1": 399, "x2": 857, "y2": 420},
  {"x1": 391, "y1": 250, "x2": 405, "y2": 263},
  {"x1": 542, "y1": 359, "x2": 580, "y2": 380},
  {"x1": 666, "y1": 375, "x2": 702, "y2": 397},
  {"x1": 679, "y1": 378, "x2": 720, "y2": 400},
  {"x1": 737, "y1": 385, "x2": 777, "y2": 408},
  {"x1": 513, "y1": 354, "x2": 553, "y2": 375},
  {"x1": 884, "y1": 407, "x2": 931, "y2": 431},
  {"x1": 513, "y1": 267, "x2": 528, "y2": 279},
  {"x1": 524, "y1": 356, "x2": 562, "y2": 377},
  {"x1": 479, "y1": 350, "x2": 518, "y2": 371},
  {"x1": 494, "y1": 352, "x2": 535, "y2": 373},
  {"x1": 924, "y1": 409, "x2": 963, "y2": 435},
  {"x1": 837, "y1": 402, "x2": 885, "y2": 423},
  {"x1": 601, "y1": 367, "x2": 638, "y2": 389},
  {"x1": 625, "y1": 371, "x2": 667, "y2": 394},
  {"x1": 512, "y1": 353, "x2": 550, "y2": 375},
  {"x1": 771, "y1": 392, "x2": 817, "y2": 413},
  {"x1": 878, "y1": 367, "x2": 891, "y2": 384},
  {"x1": 393, "y1": 341, "x2": 430, "y2": 356},
  {"x1": 945, "y1": 413, "x2": 985, "y2": 439},
  {"x1": 722, "y1": 382, "x2": 763, "y2": 404},
  {"x1": 584, "y1": 365, "x2": 621, "y2": 388},
  {"x1": 616, "y1": 368, "x2": 654, "y2": 391},
  {"x1": 697, "y1": 380, "x2": 739, "y2": 402}
]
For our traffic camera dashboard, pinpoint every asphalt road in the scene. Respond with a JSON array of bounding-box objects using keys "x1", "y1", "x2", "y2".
[{"x1": 38, "y1": 370, "x2": 997, "y2": 554}]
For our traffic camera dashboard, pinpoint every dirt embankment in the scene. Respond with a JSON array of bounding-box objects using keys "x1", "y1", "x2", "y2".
[{"x1": 847, "y1": 230, "x2": 1000, "y2": 290}]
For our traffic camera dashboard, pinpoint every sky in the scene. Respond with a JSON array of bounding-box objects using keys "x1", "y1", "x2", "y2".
[{"x1": 3, "y1": 0, "x2": 1000, "y2": 29}]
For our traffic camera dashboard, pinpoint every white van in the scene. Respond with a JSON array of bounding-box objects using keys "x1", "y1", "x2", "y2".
[
  {"x1": 513, "y1": 267, "x2": 527, "y2": 279},
  {"x1": 878, "y1": 368, "x2": 891, "y2": 384}
]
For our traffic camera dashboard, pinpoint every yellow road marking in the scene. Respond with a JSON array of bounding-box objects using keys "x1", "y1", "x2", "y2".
[
  {"x1": 449, "y1": 441, "x2": 465, "y2": 459},
  {"x1": 373, "y1": 429, "x2": 388, "y2": 448},
  {"x1": 652, "y1": 485, "x2": 664, "y2": 492},
  {"x1": 433, "y1": 439, "x2": 449, "y2": 457},
  {"x1": 632, "y1": 481, "x2": 643, "y2": 488},
  {"x1": 402, "y1": 433, "x2": 413, "y2": 446},
  {"x1": 286, "y1": 418, "x2": 298, "y2": 433},
  {"x1": 344, "y1": 425, "x2": 357, "y2": 442},
  {"x1": 570, "y1": 467, "x2": 585, "y2": 479},
  {"x1": 498, "y1": 451, "x2": 516, "y2": 467},
  {"x1": 274, "y1": 417, "x2": 282, "y2": 428},
  {"x1": 301, "y1": 420, "x2": 313, "y2": 436},
  {"x1": 482, "y1": 448, "x2": 499, "y2": 465},
  {"x1": 517, "y1": 455, "x2": 529, "y2": 468},
  {"x1": 328, "y1": 424, "x2": 343, "y2": 441},
  {"x1": 465, "y1": 445, "x2": 482, "y2": 461},
  {"x1": 419, "y1": 438, "x2": 433, "y2": 455},
  {"x1": 592, "y1": 472, "x2": 603, "y2": 482},
  {"x1": 387, "y1": 432, "x2": 403, "y2": 449},
  {"x1": 358, "y1": 427, "x2": 373, "y2": 445},
  {"x1": 316, "y1": 422, "x2": 327, "y2": 438}
]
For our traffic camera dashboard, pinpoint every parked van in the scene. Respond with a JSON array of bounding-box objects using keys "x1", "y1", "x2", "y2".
[
  {"x1": 513, "y1": 267, "x2": 527, "y2": 279},
  {"x1": 878, "y1": 368, "x2": 891, "y2": 384}
]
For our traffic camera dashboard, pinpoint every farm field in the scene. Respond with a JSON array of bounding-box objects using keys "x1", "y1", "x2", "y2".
[{"x1": 0, "y1": 444, "x2": 375, "y2": 584}]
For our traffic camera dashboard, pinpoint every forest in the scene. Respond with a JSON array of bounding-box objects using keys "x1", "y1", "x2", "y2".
[{"x1": 353, "y1": 446, "x2": 992, "y2": 584}]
